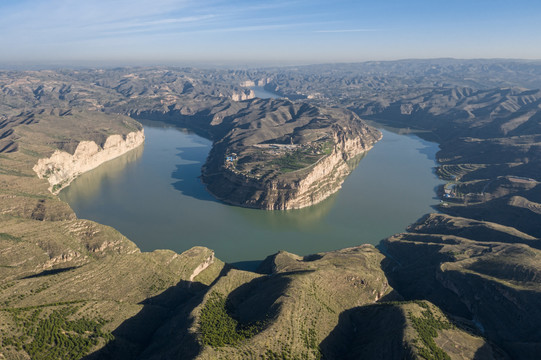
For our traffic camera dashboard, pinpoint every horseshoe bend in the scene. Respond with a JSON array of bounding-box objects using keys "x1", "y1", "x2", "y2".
[
  {"x1": 198, "y1": 102, "x2": 382, "y2": 210},
  {"x1": 123, "y1": 97, "x2": 381, "y2": 210}
]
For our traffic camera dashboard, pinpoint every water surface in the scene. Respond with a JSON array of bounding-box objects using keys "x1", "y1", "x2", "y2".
[
  {"x1": 60, "y1": 121, "x2": 443, "y2": 263},
  {"x1": 251, "y1": 86, "x2": 282, "y2": 99}
]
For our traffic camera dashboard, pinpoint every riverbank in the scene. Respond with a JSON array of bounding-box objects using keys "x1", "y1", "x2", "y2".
[{"x1": 60, "y1": 122, "x2": 443, "y2": 263}]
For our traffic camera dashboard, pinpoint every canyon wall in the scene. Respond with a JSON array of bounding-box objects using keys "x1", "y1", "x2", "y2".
[
  {"x1": 239, "y1": 78, "x2": 273, "y2": 87},
  {"x1": 230, "y1": 89, "x2": 255, "y2": 101},
  {"x1": 33, "y1": 130, "x2": 145, "y2": 194}
]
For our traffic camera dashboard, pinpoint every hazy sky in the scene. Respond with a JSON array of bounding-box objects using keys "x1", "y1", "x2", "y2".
[{"x1": 1, "y1": 0, "x2": 540, "y2": 66}]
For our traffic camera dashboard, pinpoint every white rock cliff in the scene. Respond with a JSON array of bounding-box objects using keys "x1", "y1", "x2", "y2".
[{"x1": 33, "y1": 130, "x2": 145, "y2": 194}]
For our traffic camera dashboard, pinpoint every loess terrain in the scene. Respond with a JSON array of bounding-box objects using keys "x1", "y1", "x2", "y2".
[{"x1": 1, "y1": 60, "x2": 541, "y2": 359}]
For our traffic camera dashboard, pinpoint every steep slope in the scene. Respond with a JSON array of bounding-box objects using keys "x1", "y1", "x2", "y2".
[
  {"x1": 110, "y1": 247, "x2": 501, "y2": 360},
  {"x1": 383, "y1": 215, "x2": 541, "y2": 359},
  {"x1": 0, "y1": 109, "x2": 219, "y2": 359},
  {"x1": 2, "y1": 68, "x2": 381, "y2": 210}
]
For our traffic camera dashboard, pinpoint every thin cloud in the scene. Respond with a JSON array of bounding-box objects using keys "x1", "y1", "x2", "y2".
[
  {"x1": 140, "y1": 15, "x2": 217, "y2": 27},
  {"x1": 95, "y1": 19, "x2": 302, "y2": 39},
  {"x1": 200, "y1": 24, "x2": 293, "y2": 33},
  {"x1": 90, "y1": 14, "x2": 218, "y2": 34},
  {"x1": 314, "y1": 29, "x2": 379, "y2": 33},
  {"x1": 169, "y1": 21, "x2": 333, "y2": 35}
]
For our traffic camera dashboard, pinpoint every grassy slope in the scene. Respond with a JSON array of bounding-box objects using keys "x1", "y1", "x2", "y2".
[
  {"x1": 0, "y1": 110, "x2": 218, "y2": 359},
  {"x1": 131, "y1": 248, "x2": 501, "y2": 360}
]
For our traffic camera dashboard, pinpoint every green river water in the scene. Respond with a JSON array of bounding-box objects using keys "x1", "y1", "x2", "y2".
[{"x1": 59, "y1": 117, "x2": 443, "y2": 266}]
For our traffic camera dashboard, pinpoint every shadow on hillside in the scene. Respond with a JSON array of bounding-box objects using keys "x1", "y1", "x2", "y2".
[
  {"x1": 473, "y1": 341, "x2": 513, "y2": 360},
  {"x1": 230, "y1": 260, "x2": 263, "y2": 272},
  {"x1": 84, "y1": 266, "x2": 231, "y2": 360},
  {"x1": 225, "y1": 271, "x2": 297, "y2": 326},
  {"x1": 380, "y1": 241, "x2": 541, "y2": 358},
  {"x1": 21, "y1": 266, "x2": 79, "y2": 279},
  {"x1": 320, "y1": 304, "x2": 413, "y2": 359},
  {"x1": 379, "y1": 246, "x2": 473, "y2": 319}
]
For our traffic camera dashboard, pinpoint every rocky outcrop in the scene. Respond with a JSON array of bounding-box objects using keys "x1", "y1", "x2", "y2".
[
  {"x1": 239, "y1": 78, "x2": 273, "y2": 87},
  {"x1": 33, "y1": 130, "x2": 145, "y2": 194},
  {"x1": 281, "y1": 129, "x2": 379, "y2": 209},
  {"x1": 189, "y1": 252, "x2": 215, "y2": 281},
  {"x1": 230, "y1": 89, "x2": 255, "y2": 101}
]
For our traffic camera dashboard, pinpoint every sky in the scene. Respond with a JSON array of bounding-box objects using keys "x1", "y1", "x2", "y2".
[{"x1": 1, "y1": 0, "x2": 540, "y2": 66}]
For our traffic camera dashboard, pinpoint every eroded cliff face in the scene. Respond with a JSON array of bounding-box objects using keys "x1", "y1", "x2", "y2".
[
  {"x1": 230, "y1": 89, "x2": 255, "y2": 101},
  {"x1": 33, "y1": 130, "x2": 145, "y2": 194},
  {"x1": 279, "y1": 131, "x2": 378, "y2": 209},
  {"x1": 239, "y1": 78, "x2": 273, "y2": 87},
  {"x1": 204, "y1": 126, "x2": 381, "y2": 210}
]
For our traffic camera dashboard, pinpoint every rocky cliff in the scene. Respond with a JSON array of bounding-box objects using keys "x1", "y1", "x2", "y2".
[
  {"x1": 230, "y1": 89, "x2": 255, "y2": 101},
  {"x1": 239, "y1": 77, "x2": 273, "y2": 87},
  {"x1": 33, "y1": 130, "x2": 145, "y2": 194}
]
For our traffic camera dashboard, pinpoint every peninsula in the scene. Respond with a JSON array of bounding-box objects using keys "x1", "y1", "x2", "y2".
[{"x1": 198, "y1": 100, "x2": 381, "y2": 209}]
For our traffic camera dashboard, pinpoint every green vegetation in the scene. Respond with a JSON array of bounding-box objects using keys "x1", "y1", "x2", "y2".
[
  {"x1": 20, "y1": 148, "x2": 42, "y2": 158},
  {"x1": 199, "y1": 292, "x2": 264, "y2": 347},
  {"x1": 0, "y1": 281, "x2": 15, "y2": 291},
  {"x1": 309, "y1": 282, "x2": 335, "y2": 314},
  {"x1": 301, "y1": 326, "x2": 321, "y2": 360},
  {"x1": 263, "y1": 347, "x2": 301, "y2": 360},
  {"x1": 51, "y1": 181, "x2": 67, "y2": 193},
  {"x1": 1, "y1": 304, "x2": 113, "y2": 360},
  {"x1": 262, "y1": 341, "x2": 320, "y2": 360},
  {"x1": 271, "y1": 149, "x2": 323, "y2": 173},
  {"x1": 319, "y1": 140, "x2": 333, "y2": 156},
  {"x1": 0, "y1": 167, "x2": 32, "y2": 177},
  {"x1": 0, "y1": 232, "x2": 22, "y2": 242},
  {"x1": 3, "y1": 64, "x2": 536, "y2": 359},
  {"x1": 408, "y1": 302, "x2": 452, "y2": 360},
  {"x1": 269, "y1": 140, "x2": 334, "y2": 173},
  {"x1": 271, "y1": 151, "x2": 313, "y2": 172},
  {"x1": 12, "y1": 191, "x2": 54, "y2": 199}
]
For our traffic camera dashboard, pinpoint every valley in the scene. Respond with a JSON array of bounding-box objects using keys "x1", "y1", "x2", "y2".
[{"x1": 1, "y1": 60, "x2": 541, "y2": 359}]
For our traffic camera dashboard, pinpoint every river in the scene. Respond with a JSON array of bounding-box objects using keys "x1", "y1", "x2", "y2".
[
  {"x1": 251, "y1": 86, "x2": 282, "y2": 99},
  {"x1": 59, "y1": 118, "x2": 443, "y2": 266}
]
